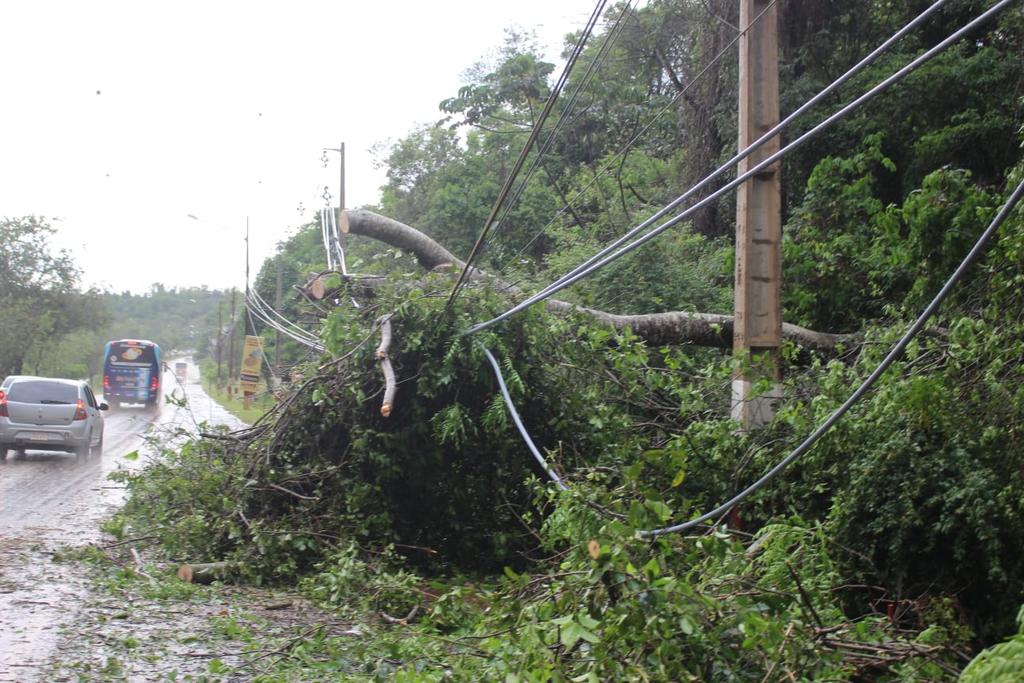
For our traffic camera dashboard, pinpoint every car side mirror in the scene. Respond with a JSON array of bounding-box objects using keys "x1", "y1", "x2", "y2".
[{"x1": 99, "y1": 402, "x2": 110, "y2": 411}]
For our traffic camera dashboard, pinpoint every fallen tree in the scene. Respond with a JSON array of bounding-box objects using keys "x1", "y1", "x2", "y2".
[{"x1": 344, "y1": 210, "x2": 849, "y2": 352}]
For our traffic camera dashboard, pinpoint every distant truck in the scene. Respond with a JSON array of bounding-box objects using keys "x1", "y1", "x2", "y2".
[{"x1": 174, "y1": 362, "x2": 188, "y2": 383}]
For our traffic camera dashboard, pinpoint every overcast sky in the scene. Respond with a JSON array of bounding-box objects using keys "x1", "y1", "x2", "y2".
[{"x1": 0, "y1": 0, "x2": 598, "y2": 294}]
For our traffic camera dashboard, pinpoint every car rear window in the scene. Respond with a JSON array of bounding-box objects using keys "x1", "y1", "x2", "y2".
[{"x1": 7, "y1": 381, "x2": 79, "y2": 404}]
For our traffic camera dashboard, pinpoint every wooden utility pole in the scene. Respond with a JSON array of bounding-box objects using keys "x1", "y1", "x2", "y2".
[
  {"x1": 274, "y1": 256, "x2": 283, "y2": 374},
  {"x1": 228, "y1": 287, "x2": 237, "y2": 397},
  {"x1": 733, "y1": 0, "x2": 782, "y2": 429},
  {"x1": 217, "y1": 301, "x2": 224, "y2": 387},
  {"x1": 243, "y1": 219, "x2": 254, "y2": 410}
]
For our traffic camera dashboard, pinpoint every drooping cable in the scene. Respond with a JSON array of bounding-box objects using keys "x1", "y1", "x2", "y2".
[
  {"x1": 525, "y1": 0, "x2": 944, "y2": 286},
  {"x1": 510, "y1": 0, "x2": 782, "y2": 263},
  {"x1": 248, "y1": 286, "x2": 321, "y2": 343},
  {"x1": 327, "y1": 208, "x2": 361, "y2": 308},
  {"x1": 245, "y1": 302, "x2": 322, "y2": 352},
  {"x1": 245, "y1": 296, "x2": 318, "y2": 347},
  {"x1": 444, "y1": 0, "x2": 610, "y2": 309},
  {"x1": 479, "y1": 343, "x2": 569, "y2": 491},
  {"x1": 488, "y1": 1, "x2": 636, "y2": 258},
  {"x1": 244, "y1": 291, "x2": 325, "y2": 352},
  {"x1": 244, "y1": 303, "x2": 314, "y2": 349},
  {"x1": 466, "y1": 0, "x2": 1007, "y2": 336},
  {"x1": 640, "y1": 177, "x2": 1024, "y2": 537},
  {"x1": 247, "y1": 282, "x2": 316, "y2": 338},
  {"x1": 328, "y1": 207, "x2": 350, "y2": 278},
  {"x1": 245, "y1": 305, "x2": 280, "y2": 383},
  {"x1": 319, "y1": 208, "x2": 335, "y2": 271}
]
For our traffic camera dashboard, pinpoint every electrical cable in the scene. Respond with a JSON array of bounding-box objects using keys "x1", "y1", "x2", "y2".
[
  {"x1": 245, "y1": 292, "x2": 325, "y2": 352},
  {"x1": 488, "y1": 1, "x2": 636, "y2": 259},
  {"x1": 320, "y1": 209, "x2": 335, "y2": 270},
  {"x1": 248, "y1": 308, "x2": 324, "y2": 353},
  {"x1": 329, "y1": 208, "x2": 349, "y2": 277},
  {"x1": 327, "y1": 209, "x2": 361, "y2": 308},
  {"x1": 466, "y1": 0, "x2": 1008, "y2": 337},
  {"x1": 245, "y1": 299, "x2": 319, "y2": 348},
  {"x1": 479, "y1": 0, "x2": 954, "y2": 329},
  {"x1": 244, "y1": 300, "x2": 317, "y2": 348},
  {"x1": 445, "y1": 0, "x2": 610, "y2": 309},
  {"x1": 246, "y1": 283, "x2": 317, "y2": 338},
  {"x1": 479, "y1": 343, "x2": 569, "y2": 491},
  {"x1": 245, "y1": 306, "x2": 280, "y2": 383},
  {"x1": 509, "y1": 0, "x2": 782, "y2": 264},
  {"x1": 639, "y1": 176, "x2": 1024, "y2": 537},
  {"x1": 247, "y1": 287, "x2": 321, "y2": 343}
]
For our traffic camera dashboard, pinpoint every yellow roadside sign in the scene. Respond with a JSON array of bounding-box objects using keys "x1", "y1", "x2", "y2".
[{"x1": 239, "y1": 335, "x2": 263, "y2": 393}]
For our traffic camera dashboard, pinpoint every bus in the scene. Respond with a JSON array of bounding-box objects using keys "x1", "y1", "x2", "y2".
[{"x1": 102, "y1": 339, "x2": 162, "y2": 409}]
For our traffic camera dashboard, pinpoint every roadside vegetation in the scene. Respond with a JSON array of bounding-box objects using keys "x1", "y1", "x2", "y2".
[
  {"x1": 0, "y1": 216, "x2": 248, "y2": 390},
  {"x1": 58, "y1": 1, "x2": 1024, "y2": 680},
  {"x1": 198, "y1": 357, "x2": 277, "y2": 425}
]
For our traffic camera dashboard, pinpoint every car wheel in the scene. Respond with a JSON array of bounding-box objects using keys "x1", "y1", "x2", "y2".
[
  {"x1": 92, "y1": 434, "x2": 104, "y2": 457},
  {"x1": 75, "y1": 433, "x2": 91, "y2": 458}
]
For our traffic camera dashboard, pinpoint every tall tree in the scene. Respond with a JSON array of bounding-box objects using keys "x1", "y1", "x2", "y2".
[{"x1": 0, "y1": 216, "x2": 107, "y2": 375}]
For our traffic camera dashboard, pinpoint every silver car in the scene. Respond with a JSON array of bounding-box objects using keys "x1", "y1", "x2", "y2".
[{"x1": 0, "y1": 377, "x2": 108, "y2": 458}]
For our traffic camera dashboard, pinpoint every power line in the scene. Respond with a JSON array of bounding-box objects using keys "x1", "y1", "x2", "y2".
[
  {"x1": 466, "y1": 0, "x2": 1005, "y2": 337},
  {"x1": 640, "y1": 176, "x2": 1024, "y2": 537},
  {"x1": 248, "y1": 286, "x2": 321, "y2": 343},
  {"x1": 245, "y1": 305, "x2": 280, "y2": 383},
  {"x1": 244, "y1": 291, "x2": 325, "y2": 352},
  {"x1": 487, "y1": 0, "x2": 637, "y2": 261},
  {"x1": 509, "y1": 0, "x2": 781, "y2": 264},
  {"x1": 479, "y1": 343, "x2": 568, "y2": 491},
  {"x1": 474, "y1": 0, "x2": 954, "y2": 332},
  {"x1": 320, "y1": 207, "x2": 335, "y2": 271},
  {"x1": 444, "y1": 0, "x2": 611, "y2": 309}
]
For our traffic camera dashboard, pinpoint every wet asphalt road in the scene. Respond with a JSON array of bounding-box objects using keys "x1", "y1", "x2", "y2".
[{"x1": 0, "y1": 360, "x2": 245, "y2": 680}]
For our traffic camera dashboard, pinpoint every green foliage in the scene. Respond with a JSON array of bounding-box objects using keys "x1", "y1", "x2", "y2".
[
  {"x1": 99, "y1": 284, "x2": 230, "y2": 357},
  {"x1": 783, "y1": 134, "x2": 898, "y2": 330},
  {"x1": 960, "y1": 607, "x2": 1024, "y2": 683},
  {"x1": 440, "y1": 31, "x2": 554, "y2": 130},
  {"x1": 785, "y1": 149, "x2": 1004, "y2": 333},
  {"x1": 0, "y1": 215, "x2": 109, "y2": 377},
  {"x1": 110, "y1": 5, "x2": 1024, "y2": 680}
]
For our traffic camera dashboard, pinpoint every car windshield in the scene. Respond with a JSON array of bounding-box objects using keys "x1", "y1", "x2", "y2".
[{"x1": 7, "y1": 381, "x2": 78, "y2": 404}]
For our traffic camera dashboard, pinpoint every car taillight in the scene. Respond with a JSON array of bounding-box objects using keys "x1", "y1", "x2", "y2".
[
  {"x1": 0, "y1": 390, "x2": 7, "y2": 418},
  {"x1": 73, "y1": 399, "x2": 88, "y2": 420},
  {"x1": 150, "y1": 376, "x2": 158, "y2": 391},
  {"x1": 103, "y1": 375, "x2": 111, "y2": 390}
]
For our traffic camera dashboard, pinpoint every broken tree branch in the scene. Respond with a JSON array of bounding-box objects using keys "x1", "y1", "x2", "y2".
[
  {"x1": 377, "y1": 315, "x2": 397, "y2": 417},
  {"x1": 130, "y1": 547, "x2": 157, "y2": 582},
  {"x1": 345, "y1": 210, "x2": 849, "y2": 352}
]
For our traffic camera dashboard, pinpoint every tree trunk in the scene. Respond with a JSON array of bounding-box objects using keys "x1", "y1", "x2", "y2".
[{"x1": 345, "y1": 210, "x2": 848, "y2": 352}]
